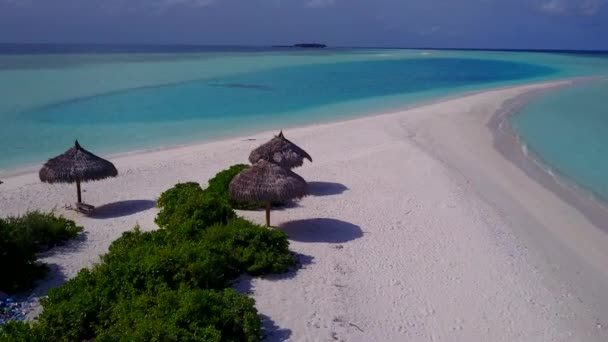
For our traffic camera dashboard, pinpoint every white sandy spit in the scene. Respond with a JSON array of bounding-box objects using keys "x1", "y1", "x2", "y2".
[{"x1": 1, "y1": 81, "x2": 608, "y2": 341}]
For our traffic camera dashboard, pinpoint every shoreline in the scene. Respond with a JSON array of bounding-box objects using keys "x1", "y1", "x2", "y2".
[
  {"x1": 0, "y1": 76, "x2": 595, "y2": 179},
  {"x1": 489, "y1": 78, "x2": 608, "y2": 232},
  {"x1": 2, "y1": 80, "x2": 608, "y2": 340}
]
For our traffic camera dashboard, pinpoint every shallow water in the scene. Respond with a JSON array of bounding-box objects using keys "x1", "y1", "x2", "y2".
[
  {"x1": 1, "y1": 47, "x2": 608, "y2": 172},
  {"x1": 510, "y1": 79, "x2": 608, "y2": 203}
]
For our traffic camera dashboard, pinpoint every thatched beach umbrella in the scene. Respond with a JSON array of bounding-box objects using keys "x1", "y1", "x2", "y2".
[
  {"x1": 229, "y1": 159, "x2": 308, "y2": 227},
  {"x1": 39, "y1": 140, "x2": 118, "y2": 205},
  {"x1": 249, "y1": 131, "x2": 312, "y2": 169}
]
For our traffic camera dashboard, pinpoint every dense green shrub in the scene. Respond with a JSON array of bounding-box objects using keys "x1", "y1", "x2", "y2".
[
  {"x1": 156, "y1": 191, "x2": 235, "y2": 237},
  {"x1": 97, "y1": 288, "x2": 260, "y2": 342},
  {"x1": 155, "y1": 165, "x2": 265, "y2": 217},
  {"x1": 33, "y1": 228, "x2": 231, "y2": 341},
  {"x1": 101, "y1": 228, "x2": 234, "y2": 291},
  {"x1": 29, "y1": 218, "x2": 294, "y2": 341},
  {"x1": 206, "y1": 164, "x2": 265, "y2": 210},
  {"x1": 4, "y1": 172, "x2": 297, "y2": 341},
  {"x1": 157, "y1": 182, "x2": 204, "y2": 212},
  {"x1": 4, "y1": 211, "x2": 82, "y2": 251},
  {"x1": 34, "y1": 284, "x2": 261, "y2": 342},
  {"x1": 0, "y1": 321, "x2": 37, "y2": 342},
  {"x1": 201, "y1": 219, "x2": 296, "y2": 275},
  {"x1": 205, "y1": 164, "x2": 249, "y2": 198},
  {"x1": 0, "y1": 212, "x2": 83, "y2": 293},
  {"x1": 32, "y1": 269, "x2": 101, "y2": 341}
]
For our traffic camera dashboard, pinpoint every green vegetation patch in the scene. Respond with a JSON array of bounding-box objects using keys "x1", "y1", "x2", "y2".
[
  {"x1": 2, "y1": 170, "x2": 297, "y2": 341},
  {"x1": 0, "y1": 211, "x2": 83, "y2": 293}
]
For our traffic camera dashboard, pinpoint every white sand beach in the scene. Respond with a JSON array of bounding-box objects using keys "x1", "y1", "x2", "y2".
[{"x1": 1, "y1": 80, "x2": 608, "y2": 341}]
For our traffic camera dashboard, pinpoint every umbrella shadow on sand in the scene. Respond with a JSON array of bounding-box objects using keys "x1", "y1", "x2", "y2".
[
  {"x1": 91, "y1": 200, "x2": 156, "y2": 219},
  {"x1": 279, "y1": 218, "x2": 363, "y2": 243},
  {"x1": 307, "y1": 182, "x2": 348, "y2": 197}
]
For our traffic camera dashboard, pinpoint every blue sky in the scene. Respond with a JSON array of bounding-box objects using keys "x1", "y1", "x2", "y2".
[{"x1": 0, "y1": 0, "x2": 606, "y2": 49}]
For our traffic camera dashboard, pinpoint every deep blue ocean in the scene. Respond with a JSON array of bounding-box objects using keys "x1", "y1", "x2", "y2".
[{"x1": 1, "y1": 44, "x2": 608, "y2": 201}]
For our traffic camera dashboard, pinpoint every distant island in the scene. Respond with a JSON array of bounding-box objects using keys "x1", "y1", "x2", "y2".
[{"x1": 272, "y1": 43, "x2": 327, "y2": 48}]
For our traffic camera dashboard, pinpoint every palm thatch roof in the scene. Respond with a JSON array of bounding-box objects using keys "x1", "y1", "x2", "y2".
[
  {"x1": 248, "y1": 131, "x2": 312, "y2": 169},
  {"x1": 229, "y1": 159, "x2": 308, "y2": 204},
  {"x1": 39, "y1": 140, "x2": 118, "y2": 184}
]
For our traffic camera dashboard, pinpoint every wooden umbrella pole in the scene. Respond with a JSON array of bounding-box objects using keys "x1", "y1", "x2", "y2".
[
  {"x1": 76, "y1": 180, "x2": 82, "y2": 204},
  {"x1": 265, "y1": 202, "x2": 271, "y2": 227}
]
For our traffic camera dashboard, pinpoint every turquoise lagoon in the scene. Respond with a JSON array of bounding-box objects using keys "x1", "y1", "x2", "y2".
[{"x1": 1, "y1": 48, "x2": 608, "y2": 200}]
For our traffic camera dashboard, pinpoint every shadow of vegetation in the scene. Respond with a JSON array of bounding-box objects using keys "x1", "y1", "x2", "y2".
[
  {"x1": 263, "y1": 253, "x2": 314, "y2": 281},
  {"x1": 32, "y1": 263, "x2": 68, "y2": 296},
  {"x1": 38, "y1": 232, "x2": 88, "y2": 258},
  {"x1": 233, "y1": 253, "x2": 314, "y2": 295},
  {"x1": 231, "y1": 252, "x2": 311, "y2": 341},
  {"x1": 13, "y1": 263, "x2": 69, "y2": 304},
  {"x1": 91, "y1": 200, "x2": 156, "y2": 219},
  {"x1": 26, "y1": 232, "x2": 89, "y2": 298},
  {"x1": 261, "y1": 314, "x2": 293, "y2": 342},
  {"x1": 279, "y1": 218, "x2": 363, "y2": 243},
  {"x1": 307, "y1": 182, "x2": 349, "y2": 197}
]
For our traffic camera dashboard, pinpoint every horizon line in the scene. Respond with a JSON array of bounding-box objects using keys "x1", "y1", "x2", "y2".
[{"x1": 0, "y1": 42, "x2": 607, "y2": 54}]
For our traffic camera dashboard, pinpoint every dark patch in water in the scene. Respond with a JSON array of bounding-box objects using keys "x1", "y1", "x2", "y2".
[{"x1": 208, "y1": 83, "x2": 272, "y2": 90}]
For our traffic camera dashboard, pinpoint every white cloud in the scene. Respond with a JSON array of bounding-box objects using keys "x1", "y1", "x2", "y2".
[
  {"x1": 538, "y1": 0, "x2": 605, "y2": 16},
  {"x1": 305, "y1": 0, "x2": 336, "y2": 9}
]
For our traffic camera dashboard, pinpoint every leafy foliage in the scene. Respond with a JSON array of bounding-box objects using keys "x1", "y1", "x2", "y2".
[
  {"x1": 101, "y1": 228, "x2": 234, "y2": 292},
  {"x1": 155, "y1": 165, "x2": 267, "y2": 219},
  {"x1": 156, "y1": 183, "x2": 235, "y2": 236},
  {"x1": 201, "y1": 218, "x2": 295, "y2": 275},
  {"x1": 204, "y1": 164, "x2": 263, "y2": 210},
  {"x1": 28, "y1": 219, "x2": 291, "y2": 341},
  {"x1": 156, "y1": 182, "x2": 204, "y2": 215},
  {"x1": 0, "y1": 212, "x2": 82, "y2": 293},
  {"x1": 2, "y1": 170, "x2": 297, "y2": 341},
  {"x1": 205, "y1": 164, "x2": 249, "y2": 199},
  {"x1": 96, "y1": 288, "x2": 260, "y2": 342},
  {"x1": 0, "y1": 321, "x2": 37, "y2": 342}
]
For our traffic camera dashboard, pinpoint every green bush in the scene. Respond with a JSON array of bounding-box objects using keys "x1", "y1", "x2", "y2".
[
  {"x1": 156, "y1": 183, "x2": 236, "y2": 236},
  {"x1": 32, "y1": 269, "x2": 101, "y2": 341},
  {"x1": 205, "y1": 164, "x2": 264, "y2": 210},
  {"x1": 155, "y1": 182, "x2": 204, "y2": 229},
  {"x1": 30, "y1": 218, "x2": 294, "y2": 341},
  {"x1": 206, "y1": 164, "x2": 249, "y2": 198},
  {"x1": 101, "y1": 228, "x2": 234, "y2": 291},
  {"x1": 7, "y1": 172, "x2": 297, "y2": 341},
  {"x1": 155, "y1": 165, "x2": 266, "y2": 215},
  {"x1": 34, "y1": 284, "x2": 261, "y2": 342},
  {"x1": 97, "y1": 288, "x2": 260, "y2": 342},
  {"x1": 33, "y1": 228, "x2": 232, "y2": 341},
  {"x1": 4, "y1": 211, "x2": 82, "y2": 251},
  {"x1": 0, "y1": 321, "x2": 37, "y2": 342},
  {"x1": 157, "y1": 182, "x2": 204, "y2": 212},
  {"x1": 0, "y1": 212, "x2": 83, "y2": 293},
  {"x1": 201, "y1": 218, "x2": 296, "y2": 275}
]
